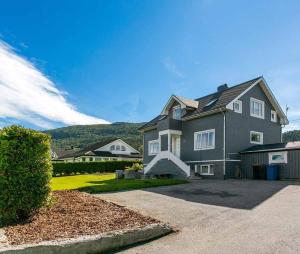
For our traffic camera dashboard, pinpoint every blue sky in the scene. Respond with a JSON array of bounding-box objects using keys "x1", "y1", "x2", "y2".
[{"x1": 0, "y1": 0, "x2": 300, "y2": 130}]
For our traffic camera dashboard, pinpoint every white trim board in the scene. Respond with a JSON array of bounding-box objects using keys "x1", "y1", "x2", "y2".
[{"x1": 185, "y1": 159, "x2": 241, "y2": 163}]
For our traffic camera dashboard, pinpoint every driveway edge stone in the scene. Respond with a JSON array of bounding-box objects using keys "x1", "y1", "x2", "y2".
[{"x1": 0, "y1": 223, "x2": 172, "y2": 254}]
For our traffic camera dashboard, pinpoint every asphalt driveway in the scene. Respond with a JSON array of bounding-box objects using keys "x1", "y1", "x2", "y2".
[{"x1": 98, "y1": 180, "x2": 300, "y2": 254}]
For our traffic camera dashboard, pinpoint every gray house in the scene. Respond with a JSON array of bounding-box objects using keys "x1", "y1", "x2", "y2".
[{"x1": 139, "y1": 76, "x2": 289, "y2": 179}]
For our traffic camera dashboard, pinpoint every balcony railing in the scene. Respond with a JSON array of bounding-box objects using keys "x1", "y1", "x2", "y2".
[{"x1": 157, "y1": 117, "x2": 182, "y2": 131}]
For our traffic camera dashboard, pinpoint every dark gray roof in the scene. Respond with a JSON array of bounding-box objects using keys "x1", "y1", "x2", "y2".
[
  {"x1": 139, "y1": 76, "x2": 262, "y2": 131},
  {"x1": 241, "y1": 142, "x2": 300, "y2": 153},
  {"x1": 184, "y1": 76, "x2": 261, "y2": 119},
  {"x1": 59, "y1": 138, "x2": 119, "y2": 159}
]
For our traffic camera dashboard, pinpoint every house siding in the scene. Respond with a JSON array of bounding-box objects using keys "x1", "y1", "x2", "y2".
[
  {"x1": 241, "y1": 150, "x2": 300, "y2": 179},
  {"x1": 181, "y1": 113, "x2": 224, "y2": 162},
  {"x1": 225, "y1": 84, "x2": 282, "y2": 177},
  {"x1": 181, "y1": 113, "x2": 225, "y2": 179},
  {"x1": 143, "y1": 129, "x2": 159, "y2": 164}
]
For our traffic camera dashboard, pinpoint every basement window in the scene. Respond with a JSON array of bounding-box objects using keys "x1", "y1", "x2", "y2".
[{"x1": 195, "y1": 164, "x2": 214, "y2": 175}]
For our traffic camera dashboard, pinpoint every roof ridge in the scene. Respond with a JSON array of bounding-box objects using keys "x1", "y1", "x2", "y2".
[{"x1": 194, "y1": 76, "x2": 262, "y2": 101}]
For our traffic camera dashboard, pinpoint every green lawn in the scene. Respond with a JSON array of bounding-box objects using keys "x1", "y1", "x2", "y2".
[{"x1": 51, "y1": 173, "x2": 188, "y2": 193}]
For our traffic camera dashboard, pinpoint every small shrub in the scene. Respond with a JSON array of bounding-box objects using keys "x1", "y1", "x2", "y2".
[
  {"x1": 0, "y1": 125, "x2": 52, "y2": 225},
  {"x1": 125, "y1": 163, "x2": 143, "y2": 172}
]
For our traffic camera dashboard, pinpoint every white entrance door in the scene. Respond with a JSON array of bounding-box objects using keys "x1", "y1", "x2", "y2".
[{"x1": 171, "y1": 135, "x2": 180, "y2": 158}]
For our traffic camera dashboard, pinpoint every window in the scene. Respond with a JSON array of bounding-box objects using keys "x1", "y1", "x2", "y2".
[
  {"x1": 82, "y1": 157, "x2": 86, "y2": 162},
  {"x1": 250, "y1": 98, "x2": 264, "y2": 119},
  {"x1": 205, "y1": 98, "x2": 218, "y2": 107},
  {"x1": 271, "y1": 110, "x2": 277, "y2": 122},
  {"x1": 269, "y1": 151, "x2": 287, "y2": 164},
  {"x1": 121, "y1": 145, "x2": 126, "y2": 151},
  {"x1": 116, "y1": 145, "x2": 120, "y2": 151},
  {"x1": 110, "y1": 145, "x2": 115, "y2": 151},
  {"x1": 250, "y1": 131, "x2": 263, "y2": 144},
  {"x1": 172, "y1": 106, "x2": 182, "y2": 120},
  {"x1": 148, "y1": 140, "x2": 159, "y2": 155},
  {"x1": 233, "y1": 100, "x2": 242, "y2": 113},
  {"x1": 194, "y1": 129, "x2": 215, "y2": 150},
  {"x1": 195, "y1": 164, "x2": 214, "y2": 175},
  {"x1": 89, "y1": 157, "x2": 93, "y2": 162}
]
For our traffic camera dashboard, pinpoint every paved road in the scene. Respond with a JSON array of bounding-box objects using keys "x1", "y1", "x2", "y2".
[{"x1": 98, "y1": 180, "x2": 300, "y2": 254}]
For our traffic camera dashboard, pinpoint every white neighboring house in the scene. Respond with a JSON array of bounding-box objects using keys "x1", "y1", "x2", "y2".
[{"x1": 58, "y1": 138, "x2": 142, "y2": 162}]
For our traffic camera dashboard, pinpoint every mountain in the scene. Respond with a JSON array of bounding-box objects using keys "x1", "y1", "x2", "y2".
[
  {"x1": 44, "y1": 122, "x2": 144, "y2": 154},
  {"x1": 282, "y1": 130, "x2": 300, "y2": 142}
]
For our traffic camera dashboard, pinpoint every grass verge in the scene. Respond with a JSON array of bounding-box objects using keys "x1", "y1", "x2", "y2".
[{"x1": 51, "y1": 173, "x2": 187, "y2": 193}]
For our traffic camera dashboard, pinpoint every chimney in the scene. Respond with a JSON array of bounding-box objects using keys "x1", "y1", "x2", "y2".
[{"x1": 217, "y1": 83, "x2": 228, "y2": 93}]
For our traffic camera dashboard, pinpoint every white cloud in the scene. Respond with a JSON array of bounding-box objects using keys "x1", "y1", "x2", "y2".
[
  {"x1": 163, "y1": 57, "x2": 184, "y2": 78},
  {"x1": 0, "y1": 40, "x2": 110, "y2": 128}
]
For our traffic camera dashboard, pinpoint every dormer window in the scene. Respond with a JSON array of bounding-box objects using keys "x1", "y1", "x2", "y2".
[
  {"x1": 116, "y1": 145, "x2": 120, "y2": 151},
  {"x1": 110, "y1": 145, "x2": 115, "y2": 151},
  {"x1": 172, "y1": 106, "x2": 181, "y2": 120},
  {"x1": 121, "y1": 145, "x2": 126, "y2": 151}
]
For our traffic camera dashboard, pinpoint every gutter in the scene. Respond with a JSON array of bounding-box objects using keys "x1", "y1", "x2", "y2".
[{"x1": 219, "y1": 108, "x2": 226, "y2": 177}]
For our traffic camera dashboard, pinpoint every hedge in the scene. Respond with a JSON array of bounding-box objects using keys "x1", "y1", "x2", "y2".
[
  {"x1": 52, "y1": 161, "x2": 142, "y2": 176},
  {"x1": 0, "y1": 125, "x2": 52, "y2": 225}
]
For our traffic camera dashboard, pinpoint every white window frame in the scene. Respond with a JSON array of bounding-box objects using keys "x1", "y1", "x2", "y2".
[
  {"x1": 194, "y1": 129, "x2": 215, "y2": 150},
  {"x1": 233, "y1": 100, "x2": 242, "y2": 113},
  {"x1": 148, "y1": 139, "x2": 160, "y2": 155},
  {"x1": 195, "y1": 164, "x2": 214, "y2": 175},
  {"x1": 250, "y1": 131, "x2": 264, "y2": 144},
  {"x1": 271, "y1": 110, "x2": 277, "y2": 123},
  {"x1": 268, "y1": 151, "x2": 287, "y2": 164},
  {"x1": 250, "y1": 97, "x2": 265, "y2": 119},
  {"x1": 172, "y1": 105, "x2": 182, "y2": 120}
]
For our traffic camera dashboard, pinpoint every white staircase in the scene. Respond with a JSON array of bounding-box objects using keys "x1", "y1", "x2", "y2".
[{"x1": 144, "y1": 151, "x2": 190, "y2": 177}]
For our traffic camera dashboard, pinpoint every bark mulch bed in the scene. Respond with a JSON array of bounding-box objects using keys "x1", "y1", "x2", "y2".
[{"x1": 5, "y1": 191, "x2": 159, "y2": 246}]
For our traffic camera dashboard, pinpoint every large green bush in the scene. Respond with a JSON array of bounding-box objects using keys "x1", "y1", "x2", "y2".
[
  {"x1": 0, "y1": 125, "x2": 52, "y2": 225},
  {"x1": 52, "y1": 160, "x2": 141, "y2": 176}
]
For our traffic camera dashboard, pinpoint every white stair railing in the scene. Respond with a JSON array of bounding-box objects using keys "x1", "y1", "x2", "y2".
[{"x1": 144, "y1": 151, "x2": 190, "y2": 177}]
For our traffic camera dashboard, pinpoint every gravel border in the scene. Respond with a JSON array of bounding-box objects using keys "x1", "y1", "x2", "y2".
[
  {"x1": 0, "y1": 223, "x2": 172, "y2": 254},
  {"x1": 0, "y1": 229, "x2": 8, "y2": 249}
]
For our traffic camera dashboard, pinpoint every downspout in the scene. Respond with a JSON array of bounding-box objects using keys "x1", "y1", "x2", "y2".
[{"x1": 219, "y1": 108, "x2": 226, "y2": 178}]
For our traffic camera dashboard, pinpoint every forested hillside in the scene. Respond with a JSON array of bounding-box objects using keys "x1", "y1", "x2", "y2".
[
  {"x1": 282, "y1": 130, "x2": 300, "y2": 142},
  {"x1": 45, "y1": 122, "x2": 144, "y2": 153}
]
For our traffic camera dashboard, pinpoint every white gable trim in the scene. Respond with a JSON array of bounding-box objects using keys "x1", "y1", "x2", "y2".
[
  {"x1": 95, "y1": 139, "x2": 140, "y2": 154},
  {"x1": 226, "y1": 78, "x2": 262, "y2": 110},
  {"x1": 226, "y1": 77, "x2": 288, "y2": 125},
  {"x1": 161, "y1": 95, "x2": 186, "y2": 115}
]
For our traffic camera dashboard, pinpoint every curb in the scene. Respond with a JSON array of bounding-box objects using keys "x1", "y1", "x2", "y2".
[{"x1": 0, "y1": 223, "x2": 172, "y2": 254}]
